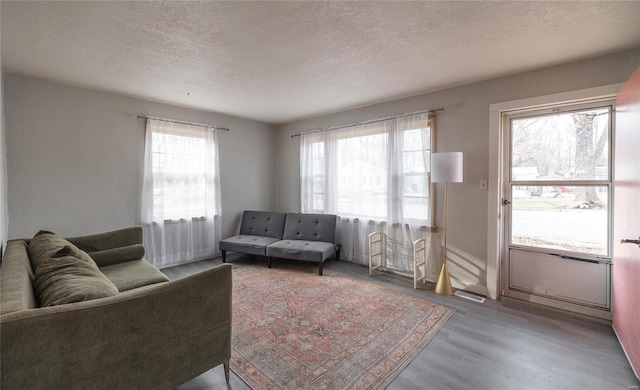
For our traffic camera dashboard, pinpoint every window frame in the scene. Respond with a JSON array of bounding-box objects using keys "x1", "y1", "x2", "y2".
[
  {"x1": 146, "y1": 121, "x2": 220, "y2": 222},
  {"x1": 506, "y1": 99, "x2": 614, "y2": 260}
]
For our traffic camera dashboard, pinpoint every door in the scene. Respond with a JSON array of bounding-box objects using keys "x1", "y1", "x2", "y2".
[
  {"x1": 613, "y1": 66, "x2": 640, "y2": 379},
  {"x1": 502, "y1": 100, "x2": 615, "y2": 318}
]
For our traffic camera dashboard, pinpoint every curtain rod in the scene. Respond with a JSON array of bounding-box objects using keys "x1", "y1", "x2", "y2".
[
  {"x1": 137, "y1": 115, "x2": 230, "y2": 131},
  {"x1": 290, "y1": 108, "x2": 443, "y2": 138}
]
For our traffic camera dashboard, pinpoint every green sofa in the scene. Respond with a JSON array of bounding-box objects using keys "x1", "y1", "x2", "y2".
[{"x1": 0, "y1": 226, "x2": 232, "y2": 389}]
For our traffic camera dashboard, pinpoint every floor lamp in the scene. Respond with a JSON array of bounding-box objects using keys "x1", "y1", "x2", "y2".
[{"x1": 431, "y1": 152, "x2": 463, "y2": 295}]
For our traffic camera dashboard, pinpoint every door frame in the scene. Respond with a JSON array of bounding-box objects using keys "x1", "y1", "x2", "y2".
[{"x1": 487, "y1": 83, "x2": 623, "y2": 301}]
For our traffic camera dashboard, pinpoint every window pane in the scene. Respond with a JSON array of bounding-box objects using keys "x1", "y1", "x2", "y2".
[
  {"x1": 403, "y1": 150, "x2": 428, "y2": 173},
  {"x1": 312, "y1": 141, "x2": 324, "y2": 158},
  {"x1": 313, "y1": 197, "x2": 324, "y2": 211},
  {"x1": 402, "y1": 128, "x2": 429, "y2": 221},
  {"x1": 404, "y1": 196, "x2": 429, "y2": 221},
  {"x1": 510, "y1": 186, "x2": 608, "y2": 255},
  {"x1": 404, "y1": 174, "x2": 429, "y2": 197},
  {"x1": 309, "y1": 141, "x2": 325, "y2": 212},
  {"x1": 313, "y1": 159, "x2": 325, "y2": 175},
  {"x1": 152, "y1": 132, "x2": 209, "y2": 220},
  {"x1": 313, "y1": 176, "x2": 324, "y2": 193},
  {"x1": 511, "y1": 108, "x2": 610, "y2": 181},
  {"x1": 403, "y1": 128, "x2": 430, "y2": 151},
  {"x1": 336, "y1": 133, "x2": 388, "y2": 218}
]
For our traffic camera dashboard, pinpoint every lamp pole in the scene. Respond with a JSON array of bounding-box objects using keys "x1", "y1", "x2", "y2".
[{"x1": 435, "y1": 181, "x2": 453, "y2": 295}]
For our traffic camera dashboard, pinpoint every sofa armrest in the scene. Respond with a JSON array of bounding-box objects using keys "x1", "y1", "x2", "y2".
[
  {"x1": 1, "y1": 263, "x2": 232, "y2": 390},
  {"x1": 66, "y1": 226, "x2": 143, "y2": 252}
]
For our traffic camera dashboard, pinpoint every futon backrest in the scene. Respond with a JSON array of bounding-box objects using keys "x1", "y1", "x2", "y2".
[
  {"x1": 282, "y1": 213, "x2": 338, "y2": 244},
  {"x1": 239, "y1": 211, "x2": 287, "y2": 239}
]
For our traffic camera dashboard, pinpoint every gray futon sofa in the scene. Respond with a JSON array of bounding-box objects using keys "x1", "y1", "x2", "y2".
[{"x1": 220, "y1": 211, "x2": 339, "y2": 275}]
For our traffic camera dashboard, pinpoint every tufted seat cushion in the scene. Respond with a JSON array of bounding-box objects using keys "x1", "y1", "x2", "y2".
[
  {"x1": 266, "y1": 240, "x2": 335, "y2": 263},
  {"x1": 267, "y1": 213, "x2": 337, "y2": 275},
  {"x1": 220, "y1": 211, "x2": 287, "y2": 258},
  {"x1": 219, "y1": 235, "x2": 283, "y2": 256}
]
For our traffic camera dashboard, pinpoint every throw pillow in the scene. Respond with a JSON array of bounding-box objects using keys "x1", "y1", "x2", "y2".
[
  {"x1": 34, "y1": 246, "x2": 119, "y2": 307},
  {"x1": 28, "y1": 230, "x2": 94, "y2": 270}
]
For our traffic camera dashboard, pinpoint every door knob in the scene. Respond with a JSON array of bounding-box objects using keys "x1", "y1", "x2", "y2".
[{"x1": 620, "y1": 237, "x2": 640, "y2": 247}]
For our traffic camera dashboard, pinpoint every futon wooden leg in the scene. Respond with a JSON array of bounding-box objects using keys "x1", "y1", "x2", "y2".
[
  {"x1": 221, "y1": 250, "x2": 226, "y2": 263},
  {"x1": 223, "y1": 361, "x2": 230, "y2": 383},
  {"x1": 268, "y1": 257, "x2": 272, "y2": 268},
  {"x1": 318, "y1": 261, "x2": 323, "y2": 276}
]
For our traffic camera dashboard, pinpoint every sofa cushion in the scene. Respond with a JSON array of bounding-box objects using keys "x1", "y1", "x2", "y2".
[
  {"x1": 282, "y1": 213, "x2": 338, "y2": 243},
  {"x1": 100, "y1": 259, "x2": 169, "y2": 292},
  {"x1": 220, "y1": 235, "x2": 282, "y2": 256},
  {"x1": 267, "y1": 240, "x2": 336, "y2": 263},
  {"x1": 238, "y1": 211, "x2": 287, "y2": 239},
  {"x1": 34, "y1": 246, "x2": 119, "y2": 307},
  {"x1": 28, "y1": 230, "x2": 94, "y2": 270}
]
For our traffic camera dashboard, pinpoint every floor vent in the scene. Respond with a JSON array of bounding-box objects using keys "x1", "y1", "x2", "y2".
[{"x1": 454, "y1": 290, "x2": 486, "y2": 303}]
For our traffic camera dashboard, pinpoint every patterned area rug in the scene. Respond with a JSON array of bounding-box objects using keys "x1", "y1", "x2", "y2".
[{"x1": 231, "y1": 264, "x2": 455, "y2": 390}]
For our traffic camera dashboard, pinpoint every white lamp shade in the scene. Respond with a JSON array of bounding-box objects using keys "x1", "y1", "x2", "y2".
[{"x1": 431, "y1": 152, "x2": 463, "y2": 183}]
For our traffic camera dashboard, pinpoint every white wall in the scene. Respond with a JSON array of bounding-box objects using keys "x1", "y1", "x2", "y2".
[
  {"x1": 0, "y1": 69, "x2": 8, "y2": 255},
  {"x1": 275, "y1": 49, "x2": 640, "y2": 296},
  {"x1": 4, "y1": 73, "x2": 277, "y2": 240},
  {"x1": 1, "y1": 6, "x2": 8, "y2": 254}
]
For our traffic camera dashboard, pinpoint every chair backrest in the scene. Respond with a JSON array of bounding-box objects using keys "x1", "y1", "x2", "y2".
[
  {"x1": 283, "y1": 213, "x2": 338, "y2": 243},
  {"x1": 239, "y1": 211, "x2": 287, "y2": 239}
]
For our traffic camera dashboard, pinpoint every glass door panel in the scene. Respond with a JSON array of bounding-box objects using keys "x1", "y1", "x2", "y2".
[
  {"x1": 508, "y1": 104, "x2": 612, "y2": 260},
  {"x1": 511, "y1": 107, "x2": 610, "y2": 182},
  {"x1": 510, "y1": 185, "x2": 609, "y2": 256}
]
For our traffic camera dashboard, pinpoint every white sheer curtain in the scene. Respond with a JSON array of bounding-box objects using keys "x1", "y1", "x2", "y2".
[
  {"x1": 141, "y1": 119, "x2": 222, "y2": 268},
  {"x1": 300, "y1": 112, "x2": 432, "y2": 271}
]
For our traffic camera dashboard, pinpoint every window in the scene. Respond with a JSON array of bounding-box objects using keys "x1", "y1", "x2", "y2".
[
  {"x1": 141, "y1": 119, "x2": 221, "y2": 267},
  {"x1": 301, "y1": 112, "x2": 434, "y2": 225},
  {"x1": 300, "y1": 112, "x2": 434, "y2": 265},
  {"x1": 150, "y1": 129, "x2": 212, "y2": 220}
]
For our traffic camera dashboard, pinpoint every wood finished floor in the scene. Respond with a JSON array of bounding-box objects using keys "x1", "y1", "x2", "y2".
[{"x1": 165, "y1": 255, "x2": 639, "y2": 390}]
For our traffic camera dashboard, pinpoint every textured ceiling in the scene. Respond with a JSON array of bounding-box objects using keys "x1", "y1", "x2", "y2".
[{"x1": 2, "y1": 1, "x2": 639, "y2": 124}]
